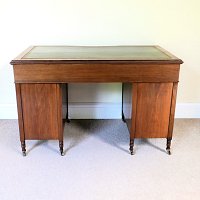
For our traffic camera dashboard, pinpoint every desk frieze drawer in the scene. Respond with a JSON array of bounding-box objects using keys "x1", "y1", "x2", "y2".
[{"x1": 13, "y1": 64, "x2": 180, "y2": 83}]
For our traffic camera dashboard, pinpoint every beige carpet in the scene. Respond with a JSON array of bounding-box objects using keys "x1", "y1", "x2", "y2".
[{"x1": 0, "y1": 119, "x2": 200, "y2": 200}]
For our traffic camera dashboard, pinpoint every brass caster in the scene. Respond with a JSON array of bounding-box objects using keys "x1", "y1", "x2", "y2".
[
  {"x1": 166, "y1": 149, "x2": 171, "y2": 155},
  {"x1": 129, "y1": 147, "x2": 134, "y2": 155}
]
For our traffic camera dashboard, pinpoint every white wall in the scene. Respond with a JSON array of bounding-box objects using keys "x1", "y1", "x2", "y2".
[{"x1": 0, "y1": 0, "x2": 200, "y2": 118}]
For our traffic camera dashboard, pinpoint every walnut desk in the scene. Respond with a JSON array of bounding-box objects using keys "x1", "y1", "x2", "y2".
[{"x1": 10, "y1": 46, "x2": 183, "y2": 156}]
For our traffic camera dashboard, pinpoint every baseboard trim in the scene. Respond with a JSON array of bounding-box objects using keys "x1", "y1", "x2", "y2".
[
  {"x1": 64, "y1": 103, "x2": 121, "y2": 119},
  {"x1": 175, "y1": 103, "x2": 200, "y2": 118},
  {"x1": 0, "y1": 103, "x2": 200, "y2": 119},
  {"x1": 0, "y1": 104, "x2": 18, "y2": 119}
]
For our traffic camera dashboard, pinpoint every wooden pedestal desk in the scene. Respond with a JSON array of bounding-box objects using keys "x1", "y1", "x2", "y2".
[{"x1": 10, "y1": 46, "x2": 183, "y2": 156}]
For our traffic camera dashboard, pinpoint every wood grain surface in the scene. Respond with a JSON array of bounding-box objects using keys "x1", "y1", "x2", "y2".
[
  {"x1": 20, "y1": 84, "x2": 62, "y2": 140},
  {"x1": 167, "y1": 83, "x2": 178, "y2": 139},
  {"x1": 135, "y1": 83, "x2": 173, "y2": 138},
  {"x1": 13, "y1": 64, "x2": 180, "y2": 83}
]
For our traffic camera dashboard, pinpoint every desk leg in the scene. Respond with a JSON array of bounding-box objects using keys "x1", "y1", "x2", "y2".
[
  {"x1": 167, "y1": 82, "x2": 178, "y2": 155},
  {"x1": 122, "y1": 83, "x2": 138, "y2": 155},
  {"x1": 129, "y1": 139, "x2": 134, "y2": 155},
  {"x1": 21, "y1": 141, "x2": 26, "y2": 156},
  {"x1": 166, "y1": 138, "x2": 172, "y2": 155},
  {"x1": 15, "y1": 84, "x2": 27, "y2": 156},
  {"x1": 65, "y1": 84, "x2": 70, "y2": 123},
  {"x1": 130, "y1": 83, "x2": 138, "y2": 155},
  {"x1": 121, "y1": 83, "x2": 126, "y2": 123},
  {"x1": 59, "y1": 141, "x2": 64, "y2": 156}
]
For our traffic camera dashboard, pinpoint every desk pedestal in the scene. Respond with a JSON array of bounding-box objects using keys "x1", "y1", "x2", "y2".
[
  {"x1": 15, "y1": 83, "x2": 63, "y2": 156},
  {"x1": 122, "y1": 82, "x2": 178, "y2": 155},
  {"x1": 15, "y1": 82, "x2": 177, "y2": 156}
]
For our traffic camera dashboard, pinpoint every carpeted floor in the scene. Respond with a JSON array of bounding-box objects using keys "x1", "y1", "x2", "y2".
[{"x1": 0, "y1": 119, "x2": 200, "y2": 200}]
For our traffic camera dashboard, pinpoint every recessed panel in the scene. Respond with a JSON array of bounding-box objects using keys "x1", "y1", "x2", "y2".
[
  {"x1": 20, "y1": 84, "x2": 61, "y2": 140},
  {"x1": 135, "y1": 83, "x2": 173, "y2": 138},
  {"x1": 22, "y1": 46, "x2": 171, "y2": 60}
]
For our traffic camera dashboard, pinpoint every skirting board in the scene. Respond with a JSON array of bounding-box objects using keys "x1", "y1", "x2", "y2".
[{"x1": 0, "y1": 103, "x2": 200, "y2": 119}]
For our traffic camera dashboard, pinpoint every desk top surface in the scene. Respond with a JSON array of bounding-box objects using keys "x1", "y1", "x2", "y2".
[{"x1": 11, "y1": 46, "x2": 183, "y2": 64}]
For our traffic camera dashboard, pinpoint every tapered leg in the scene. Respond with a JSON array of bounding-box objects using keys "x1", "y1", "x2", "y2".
[
  {"x1": 66, "y1": 84, "x2": 70, "y2": 123},
  {"x1": 129, "y1": 83, "x2": 138, "y2": 155},
  {"x1": 16, "y1": 84, "x2": 26, "y2": 156},
  {"x1": 167, "y1": 83, "x2": 178, "y2": 155},
  {"x1": 166, "y1": 138, "x2": 172, "y2": 155},
  {"x1": 121, "y1": 83, "x2": 126, "y2": 123},
  {"x1": 59, "y1": 141, "x2": 64, "y2": 156},
  {"x1": 129, "y1": 139, "x2": 134, "y2": 155},
  {"x1": 21, "y1": 141, "x2": 26, "y2": 156}
]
